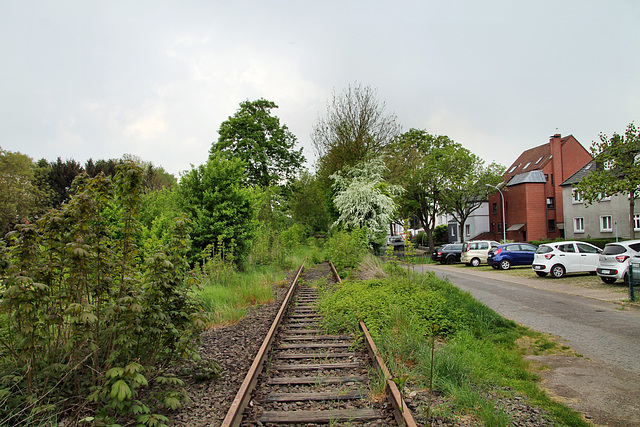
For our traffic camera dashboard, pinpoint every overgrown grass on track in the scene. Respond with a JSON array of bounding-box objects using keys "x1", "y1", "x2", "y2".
[{"x1": 317, "y1": 256, "x2": 589, "y2": 426}]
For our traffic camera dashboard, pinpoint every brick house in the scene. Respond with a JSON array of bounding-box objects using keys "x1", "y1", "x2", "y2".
[{"x1": 487, "y1": 134, "x2": 592, "y2": 242}]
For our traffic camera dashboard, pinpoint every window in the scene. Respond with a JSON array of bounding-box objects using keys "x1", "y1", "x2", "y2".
[
  {"x1": 572, "y1": 189, "x2": 583, "y2": 204},
  {"x1": 523, "y1": 162, "x2": 531, "y2": 170},
  {"x1": 498, "y1": 222, "x2": 503, "y2": 232},
  {"x1": 598, "y1": 193, "x2": 611, "y2": 202},
  {"x1": 600, "y1": 215, "x2": 613, "y2": 232},
  {"x1": 550, "y1": 174, "x2": 554, "y2": 185},
  {"x1": 508, "y1": 165, "x2": 517, "y2": 173},
  {"x1": 465, "y1": 224, "x2": 471, "y2": 237},
  {"x1": 577, "y1": 243, "x2": 600, "y2": 254},
  {"x1": 558, "y1": 243, "x2": 576, "y2": 253},
  {"x1": 634, "y1": 214, "x2": 640, "y2": 231},
  {"x1": 546, "y1": 197, "x2": 555, "y2": 209},
  {"x1": 548, "y1": 219, "x2": 555, "y2": 232},
  {"x1": 492, "y1": 203, "x2": 497, "y2": 215},
  {"x1": 574, "y1": 217, "x2": 585, "y2": 233},
  {"x1": 535, "y1": 156, "x2": 544, "y2": 164}
]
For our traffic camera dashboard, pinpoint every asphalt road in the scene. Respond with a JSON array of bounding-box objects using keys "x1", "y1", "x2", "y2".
[{"x1": 411, "y1": 264, "x2": 640, "y2": 375}]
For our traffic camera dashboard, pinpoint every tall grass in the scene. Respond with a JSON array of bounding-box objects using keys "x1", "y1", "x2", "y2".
[{"x1": 198, "y1": 234, "x2": 324, "y2": 327}]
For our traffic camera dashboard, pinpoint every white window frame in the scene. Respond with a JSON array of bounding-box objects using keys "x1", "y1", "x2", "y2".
[
  {"x1": 465, "y1": 224, "x2": 471, "y2": 237},
  {"x1": 600, "y1": 215, "x2": 613, "y2": 232},
  {"x1": 634, "y1": 214, "x2": 640, "y2": 231},
  {"x1": 598, "y1": 193, "x2": 612, "y2": 202},
  {"x1": 574, "y1": 217, "x2": 585, "y2": 233},
  {"x1": 572, "y1": 189, "x2": 583, "y2": 204}
]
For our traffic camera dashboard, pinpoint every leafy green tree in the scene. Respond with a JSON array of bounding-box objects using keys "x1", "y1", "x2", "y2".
[
  {"x1": 211, "y1": 98, "x2": 305, "y2": 188},
  {"x1": 575, "y1": 122, "x2": 640, "y2": 239},
  {"x1": 330, "y1": 157, "x2": 403, "y2": 246},
  {"x1": 289, "y1": 170, "x2": 331, "y2": 233},
  {"x1": 178, "y1": 153, "x2": 256, "y2": 264},
  {"x1": 0, "y1": 148, "x2": 51, "y2": 235},
  {"x1": 313, "y1": 83, "x2": 401, "y2": 182},
  {"x1": 386, "y1": 129, "x2": 457, "y2": 251},
  {"x1": 43, "y1": 157, "x2": 84, "y2": 206},
  {"x1": 440, "y1": 148, "x2": 505, "y2": 242}
]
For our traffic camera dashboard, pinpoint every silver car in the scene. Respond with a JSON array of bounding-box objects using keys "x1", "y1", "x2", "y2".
[{"x1": 596, "y1": 240, "x2": 640, "y2": 284}]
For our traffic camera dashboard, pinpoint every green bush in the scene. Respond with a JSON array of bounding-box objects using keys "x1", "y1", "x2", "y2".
[
  {"x1": 324, "y1": 228, "x2": 368, "y2": 276},
  {"x1": 0, "y1": 164, "x2": 205, "y2": 426}
]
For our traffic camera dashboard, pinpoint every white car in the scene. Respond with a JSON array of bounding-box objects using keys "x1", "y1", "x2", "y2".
[
  {"x1": 532, "y1": 241, "x2": 602, "y2": 278},
  {"x1": 597, "y1": 240, "x2": 640, "y2": 284}
]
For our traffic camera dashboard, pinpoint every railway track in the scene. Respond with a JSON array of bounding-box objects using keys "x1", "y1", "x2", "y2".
[{"x1": 222, "y1": 262, "x2": 417, "y2": 426}]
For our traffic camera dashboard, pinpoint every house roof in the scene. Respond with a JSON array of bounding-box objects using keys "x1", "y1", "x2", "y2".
[
  {"x1": 503, "y1": 135, "x2": 575, "y2": 182},
  {"x1": 506, "y1": 170, "x2": 547, "y2": 186},
  {"x1": 560, "y1": 160, "x2": 596, "y2": 187}
]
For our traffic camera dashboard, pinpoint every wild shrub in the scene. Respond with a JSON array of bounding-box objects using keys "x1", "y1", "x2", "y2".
[
  {"x1": 324, "y1": 228, "x2": 368, "y2": 276},
  {"x1": 0, "y1": 163, "x2": 205, "y2": 426}
]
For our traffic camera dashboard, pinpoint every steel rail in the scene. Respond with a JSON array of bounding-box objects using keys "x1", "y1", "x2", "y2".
[
  {"x1": 220, "y1": 262, "x2": 304, "y2": 427},
  {"x1": 331, "y1": 262, "x2": 417, "y2": 427}
]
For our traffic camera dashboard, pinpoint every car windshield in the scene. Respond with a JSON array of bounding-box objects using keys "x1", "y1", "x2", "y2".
[
  {"x1": 536, "y1": 246, "x2": 553, "y2": 254},
  {"x1": 603, "y1": 244, "x2": 626, "y2": 255}
]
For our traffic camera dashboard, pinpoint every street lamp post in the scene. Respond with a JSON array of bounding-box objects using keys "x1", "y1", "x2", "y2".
[{"x1": 486, "y1": 184, "x2": 506, "y2": 242}]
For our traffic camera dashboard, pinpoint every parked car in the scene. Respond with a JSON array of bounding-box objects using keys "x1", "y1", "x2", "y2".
[
  {"x1": 461, "y1": 240, "x2": 500, "y2": 267},
  {"x1": 386, "y1": 235, "x2": 405, "y2": 249},
  {"x1": 431, "y1": 243, "x2": 463, "y2": 264},
  {"x1": 596, "y1": 240, "x2": 640, "y2": 284},
  {"x1": 487, "y1": 243, "x2": 538, "y2": 270},
  {"x1": 532, "y1": 241, "x2": 602, "y2": 278}
]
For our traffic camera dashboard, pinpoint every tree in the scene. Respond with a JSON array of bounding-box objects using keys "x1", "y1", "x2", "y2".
[
  {"x1": 440, "y1": 147, "x2": 505, "y2": 242},
  {"x1": 178, "y1": 153, "x2": 256, "y2": 263},
  {"x1": 289, "y1": 170, "x2": 331, "y2": 233},
  {"x1": 313, "y1": 83, "x2": 401, "y2": 182},
  {"x1": 0, "y1": 148, "x2": 51, "y2": 236},
  {"x1": 575, "y1": 122, "x2": 640, "y2": 239},
  {"x1": 42, "y1": 157, "x2": 84, "y2": 206},
  {"x1": 330, "y1": 157, "x2": 403, "y2": 246},
  {"x1": 386, "y1": 129, "x2": 457, "y2": 251},
  {"x1": 211, "y1": 98, "x2": 305, "y2": 188}
]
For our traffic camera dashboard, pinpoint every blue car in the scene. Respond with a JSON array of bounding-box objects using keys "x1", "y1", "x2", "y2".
[{"x1": 487, "y1": 243, "x2": 538, "y2": 270}]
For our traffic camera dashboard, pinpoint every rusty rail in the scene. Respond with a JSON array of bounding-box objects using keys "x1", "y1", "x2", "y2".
[{"x1": 221, "y1": 262, "x2": 304, "y2": 427}]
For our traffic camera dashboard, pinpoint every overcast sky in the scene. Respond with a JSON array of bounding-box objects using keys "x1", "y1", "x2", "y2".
[{"x1": 1, "y1": 0, "x2": 639, "y2": 177}]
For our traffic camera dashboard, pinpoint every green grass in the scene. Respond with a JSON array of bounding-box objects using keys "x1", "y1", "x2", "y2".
[
  {"x1": 317, "y1": 263, "x2": 589, "y2": 426},
  {"x1": 198, "y1": 243, "x2": 323, "y2": 327}
]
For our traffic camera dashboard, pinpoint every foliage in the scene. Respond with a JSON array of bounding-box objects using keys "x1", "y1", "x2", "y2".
[
  {"x1": 313, "y1": 82, "x2": 401, "y2": 182},
  {"x1": 386, "y1": 130, "x2": 456, "y2": 251},
  {"x1": 433, "y1": 224, "x2": 448, "y2": 245},
  {"x1": 0, "y1": 148, "x2": 52, "y2": 236},
  {"x1": 211, "y1": 98, "x2": 305, "y2": 188},
  {"x1": 0, "y1": 162, "x2": 205, "y2": 425},
  {"x1": 330, "y1": 157, "x2": 403, "y2": 245},
  {"x1": 178, "y1": 153, "x2": 256, "y2": 265},
  {"x1": 574, "y1": 122, "x2": 640, "y2": 239},
  {"x1": 323, "y1": 228, "x2": 368, "y2": 277},
  {"x1": 288, "y1": 170, "x2": 331, "y2": 233},
  {"x1": 317, "y1": 266, "x2": 587, "y2": 426},
  {"x1": 439, "y1": 147, "x2": 505, "y2": 241}
]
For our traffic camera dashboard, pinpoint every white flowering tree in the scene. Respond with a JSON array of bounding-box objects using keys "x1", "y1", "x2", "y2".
[{"x1": 330, "y1": 158, "x2": 403, "y2": 245}]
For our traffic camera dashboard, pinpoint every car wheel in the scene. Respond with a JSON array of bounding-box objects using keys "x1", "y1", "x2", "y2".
[
  {"x1": 446, "y1": 256, "x2": 456, "y2": 265},
  {"x1": 535, "y1": 271, "x2": 548, "y2": 277},
  {"x1": 551, "y1": 264, "x2": 566, "y2": 279},
  {"x1": 470, "y1": 258, "x2": 480, "y2": 267},
  {"x1": 601, "y1": 277, "x2": 616, "y2": 284},
  {"x1": 499, "y1": 260, "x2": 510, "y2": 270}
]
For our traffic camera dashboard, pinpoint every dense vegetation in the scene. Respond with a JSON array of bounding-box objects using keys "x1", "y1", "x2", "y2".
[{"x1": 318, "y1": 254, "x2": 589, "y2": 426}]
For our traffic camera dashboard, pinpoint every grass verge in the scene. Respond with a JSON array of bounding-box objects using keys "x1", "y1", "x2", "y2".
[{"x1": 317, "y1": 257, "x2": 589, "y2": 426}]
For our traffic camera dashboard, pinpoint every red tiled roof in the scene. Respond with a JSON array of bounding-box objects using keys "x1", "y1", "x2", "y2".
[{"x1": 503, "y1": 135, "x2": 573, "y2": 182}]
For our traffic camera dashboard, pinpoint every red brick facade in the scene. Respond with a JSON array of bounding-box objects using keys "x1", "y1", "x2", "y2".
[{"x1": 488, "y1": 134, "x2": 591, "y2": 242}]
